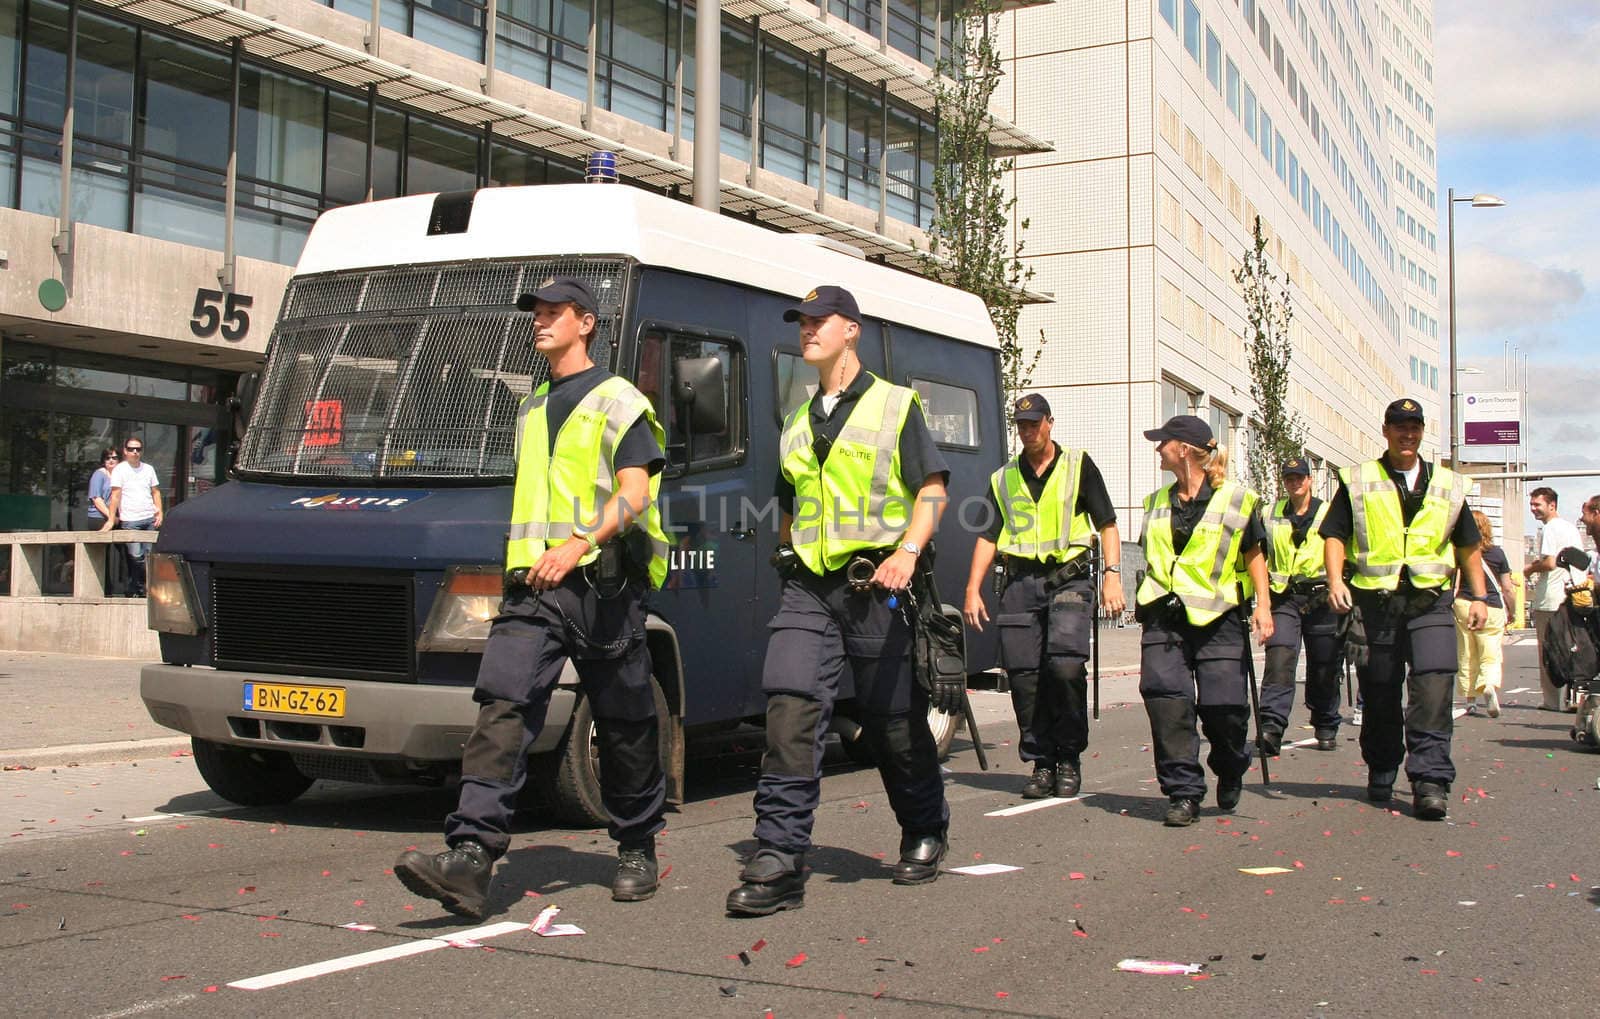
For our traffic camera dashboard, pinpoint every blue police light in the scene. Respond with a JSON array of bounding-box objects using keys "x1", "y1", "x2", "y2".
[{"x1": 586, "y1": 151, "x2": 619, "y2": 183}]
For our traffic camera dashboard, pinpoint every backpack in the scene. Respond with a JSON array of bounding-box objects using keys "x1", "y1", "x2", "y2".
[{"x1": 1542, "y1": 601, "x2": 1600, "y2": 690}]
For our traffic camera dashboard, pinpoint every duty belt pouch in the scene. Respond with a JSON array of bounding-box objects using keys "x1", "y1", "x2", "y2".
[
  {"x1": 1045, "y1": 556, "x2": 1090, "y2": 591},
  {"x1": 1134, "y1": 592, "x2": 1185, "y2": 626},
  {"x1": 585, "y1": 537, "x2": 629, "y2": 599}
]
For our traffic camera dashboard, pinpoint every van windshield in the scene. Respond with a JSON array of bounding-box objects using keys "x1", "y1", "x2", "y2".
[{"x1": 236, "y1": 258, "x2": 630, "y2": 481}]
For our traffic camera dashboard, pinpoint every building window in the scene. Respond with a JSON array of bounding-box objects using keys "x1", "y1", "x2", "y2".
[
  {"x1": 1183, "y1": 0, "x2": 1202, "y2": 62},
  {"x1": 1205, "y1": 28, "x2": 1221, "y2": 92},
  {"x1": 1226, "y1": 58, "x2": 1240, "y2": 117},
  {"x1": 1159, "y1": 0, "x2": 1177, "y2": 31},
  {"x1": 1160, "y1": 379, "x2": 1197, "y2": 423},
  {"x1": 910, "y1": 378, "x2": 980, "y2": 449}
]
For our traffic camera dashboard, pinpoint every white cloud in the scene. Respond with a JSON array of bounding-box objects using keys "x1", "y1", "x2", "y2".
[
  {"x1": 1436, "y1": 2, "x2": 1600, "y2": 138},
  {"x1": 1452, "y1": 248, "x2": 1586, "y2": 332}
]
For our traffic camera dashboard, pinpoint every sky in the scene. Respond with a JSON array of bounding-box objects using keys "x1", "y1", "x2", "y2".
[{"x1": 1434, "y1": 0, "x2": 1599, "y2": 533}]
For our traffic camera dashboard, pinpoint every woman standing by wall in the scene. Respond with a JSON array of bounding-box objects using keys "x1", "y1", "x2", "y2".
[{"x1": 1456, "y1": 510, "x2": 1512, "y2": 717}]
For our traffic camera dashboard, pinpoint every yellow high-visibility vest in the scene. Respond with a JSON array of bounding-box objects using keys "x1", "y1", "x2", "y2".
[
  {"x1": 1340, "y1": 459, "x2": 1467, "y2": 591},
  {"x1": 1267, "y1": 498, "x2": 1332, "y2": 593},
  {"x1": 1137, "y1": 481, "x2": 1259, "y2": 626},
  {"x1": 991, "y1": 447, "x2": 1094, "y2": 563},
  {"x1": 505, "y1": 375, "x2": 669, "y2": 588},
  {"x1": 780, "y1": 374, "x2": 918, "y2": 575}
]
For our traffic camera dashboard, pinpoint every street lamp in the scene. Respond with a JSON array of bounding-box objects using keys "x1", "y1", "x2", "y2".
[{"x1": 1446, "y1": 188, "x2": 1506, "y2": 467}]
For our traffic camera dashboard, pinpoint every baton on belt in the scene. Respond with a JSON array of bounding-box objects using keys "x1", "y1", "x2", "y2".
[{"x1": 1243, "y1": 606, "x2": 1271, "y2": 787}]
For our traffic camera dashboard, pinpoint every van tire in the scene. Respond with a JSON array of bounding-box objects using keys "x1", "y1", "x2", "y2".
[
  {"x1": 533, "y1": 678, "x2": 671, "y2": 828},
  {"x1": 191, "y1": 737, "x2": 314, "y2": 806},
  {"x1": 840, "y1": 705, "x2": 961, "y2": 766}
]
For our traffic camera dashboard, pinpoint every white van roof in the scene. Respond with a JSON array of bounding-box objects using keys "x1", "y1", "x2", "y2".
[{"x1": 294, "y1": 184, "x2": 998, "y2": 348}]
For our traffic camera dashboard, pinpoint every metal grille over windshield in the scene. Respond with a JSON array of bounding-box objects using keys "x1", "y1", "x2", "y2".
[{"x1": 238, "y1": 258, "x2": 629, "y2": 480}]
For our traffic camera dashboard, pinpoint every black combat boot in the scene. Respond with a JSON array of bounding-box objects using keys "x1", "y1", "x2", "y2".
[
  {"x1": 1055, "y1": 760, "x2": 1082, "y2": 798},
  {"x1": 726, "y1": 848, "x2": 806, "y2": 917},
  {"x1": 1412, "y1": 781, "x2": 1449, "y2": 821},
  {"x1": 1314, "y1": 728, "x2": 1338, "y2": 751},
  {"x1": 1021, "y1": 763, "x2": 1056, "y2": 799},
  {"x1": 1366, "y1": 769, "x2": 1398, "y2": 803},
  {"x1": 394, "y1": 839, "x2": 493, "y2": 920},
  {"x1": 1216, "y1": 775, "x2": 1243, "y2": 812},
  {"x1": 612, "y1": 839, "x2": 658, "y2": 902},
  {"x1": 1163, "y1": 797, "x2": 1200, "y2": 827},
  {"x1": 891, "y1": 831, "x2": 948, "y2": 885},
  {"x1": 1256, "y1": 723, "x2": 1284, "y2": 758}
]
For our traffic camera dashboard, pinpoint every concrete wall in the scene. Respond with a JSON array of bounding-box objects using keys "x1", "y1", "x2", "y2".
[{"x1": 0, "y1": 600, "x2": 160, "y2": 658}]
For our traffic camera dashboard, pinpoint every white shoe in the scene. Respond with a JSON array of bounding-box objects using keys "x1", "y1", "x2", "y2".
[
  {"x1": 1351, "y1": 709, "x2": 1363, "y2": 726},
  {"x1": 1465, "y1": 702, "x2": 1480, "y2": 717},
  {"x1": 1485, "y1": 690, "x2": 1500, "y2": 718}
]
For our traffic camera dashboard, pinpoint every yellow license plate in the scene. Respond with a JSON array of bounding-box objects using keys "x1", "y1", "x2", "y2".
[{"x1": 242, "y1": 682, "x2": 346, "y2": 718}]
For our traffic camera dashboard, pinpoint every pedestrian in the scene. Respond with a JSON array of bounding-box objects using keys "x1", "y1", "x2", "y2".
[
  {"x1": 1133, "y1": 415, "x2": 1271, "y2": 827},
  {"x1": 961, "y1": 393, "x2": 1124, "y2": 799},
  {"x1": 1525, "y1": 487, "x2": 1584, "y2": 711},
  {"x1": 87, "y1": 448, "x2": 117, "y2": 527},
  {"x1": 1582, "y1": 496, "x2": 1600, "y2": 586},
  {"x1": 394, "y1": 276, "x2": 671, "y2": 919},
  {"x1": 1455, "y1": 510, "x2": 1512, "y2": 717},
  {"x1": 1322, "y1": 398, "x2": 1486, "y2": 821},
  {"x1": 726, "y1": 285, "x2": 951, "y2": 916},
  {"x1": 1257, "y1": 456, "x2": 1344, "y2": 754},
  {"x1": 104, "y1": 437, "x2": 162, "y2": 596}
]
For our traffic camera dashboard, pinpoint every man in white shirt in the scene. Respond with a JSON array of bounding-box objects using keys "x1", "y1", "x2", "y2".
[
  {"x1": 103, "y1": 437, "x2": 163, "y2": 597},
  {"x1": 1525, "y1": 487, "x2": 1582, "y2": 711}
]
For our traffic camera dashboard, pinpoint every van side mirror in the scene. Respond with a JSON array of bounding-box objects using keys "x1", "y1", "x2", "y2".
[{"x1": 672, "y1": 355, "x2": 727, "y2": 434}]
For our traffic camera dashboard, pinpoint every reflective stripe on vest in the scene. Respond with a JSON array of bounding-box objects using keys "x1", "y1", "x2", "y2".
[
  {"x1": 1136, "y1": 481, "x2": 1259, "y2": 626},
  {"x1": 991, "y1": 448, "x2": 1093, "y2": 563},
  {"x1": 1341, "y1": 459, "x2": 1467, "y2": 592},
  {"x1": 780, "y1": 375, "x2": 918, "y2": 574},
  {"x1": 505, "y1": 375, "x2": 671, "y2": 589},
  {"x1": 1268, "y1": 498, "x2": 1331, "y2": 592}
]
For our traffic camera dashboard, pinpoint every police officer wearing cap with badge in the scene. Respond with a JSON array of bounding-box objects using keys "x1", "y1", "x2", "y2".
[
  {"x1": 1135, "y1": 414, "x2": 1272, "y2": 826},
  {"x1": 726, "y1": 285, "x2": 953, "y2": 917},
  {"x1": 963, "y1": 393, "x2": 1124, "y2": 799},
  {"x1": 1256, "y1": 456, "x2": 1345, "y2": 755},
  {"x1": 395, "y1": 276, "x2": 672, "y2": 918},
  {"x1": 1321, "y1": 397, "x2": 1486, "y2": 820}
]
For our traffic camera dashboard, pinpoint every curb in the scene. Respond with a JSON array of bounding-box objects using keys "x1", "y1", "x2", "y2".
[{"x1": 0, "y1": 736, "x2": 192, "y2": 769}]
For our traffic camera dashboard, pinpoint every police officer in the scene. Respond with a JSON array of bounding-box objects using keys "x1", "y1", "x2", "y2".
[
  {"x1": 962, "y1": 394, "x2": 1124, "y2": 799},
  {"x1": 726, "y1": 285, "x2": 952, "y2": 917},
  {"x1": 1322, "y1": 397, "x2": 1486, "y2": 820},
  {"x1": 395, "y1": 277, "x2": 671, "y2": 918},
  {"x1": 1135, "y1": 415, "x2": 1272, "y2": 827},
  {"x1": 1256, "y1": 457, "x2": 1344, "y2": 755}
]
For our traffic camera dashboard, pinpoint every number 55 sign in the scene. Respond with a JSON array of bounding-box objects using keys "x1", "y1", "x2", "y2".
[{"x1": 190, "y1": 288, "x2": 254, "y2": 342}]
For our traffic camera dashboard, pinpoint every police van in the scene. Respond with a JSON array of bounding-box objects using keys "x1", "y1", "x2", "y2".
[{"x1": 140, "y1": 182, "x2": 1007, "y2": 822}]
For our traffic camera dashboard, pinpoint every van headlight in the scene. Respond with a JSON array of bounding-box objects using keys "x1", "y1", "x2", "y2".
[
  {"x1": 417, "y1": 566, "x2": 502, "y2": 651},
  {"x1": 146, "y1": 553, "x2": 204, "y2": 635}
]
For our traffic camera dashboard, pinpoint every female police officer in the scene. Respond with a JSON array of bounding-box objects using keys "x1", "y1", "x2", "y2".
[
  {"x1": 725, "y1": 285, "x2": 952, "y2": 916},
  {"x1": 1135, "y1": 415, "x2": 1272, "y2": 826}
]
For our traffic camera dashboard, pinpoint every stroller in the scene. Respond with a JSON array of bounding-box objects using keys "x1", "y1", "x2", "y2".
[{"x1": 1550, "y1": 548, "x2": 1600, "y2": 750}]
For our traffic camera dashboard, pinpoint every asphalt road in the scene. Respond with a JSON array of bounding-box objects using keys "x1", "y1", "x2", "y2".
[{"x1": 3, "y1": 640, "x2": 1596, "y2": 1017}]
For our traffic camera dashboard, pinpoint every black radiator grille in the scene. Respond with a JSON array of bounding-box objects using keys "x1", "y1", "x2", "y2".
[{"x1": 212, "y1": 572, "x2": 413, "y2": 680}]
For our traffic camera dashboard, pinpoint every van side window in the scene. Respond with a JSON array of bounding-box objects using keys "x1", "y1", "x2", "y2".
[
  {"x1": 637, "y1": 330, "x2": 745, "y2": 472},
  {"x1": 909, "y1": 378, "x2": 980, "y2": 449},
  {"x1": 773, "y1": 350, "x2": 816, "y2": 423}
]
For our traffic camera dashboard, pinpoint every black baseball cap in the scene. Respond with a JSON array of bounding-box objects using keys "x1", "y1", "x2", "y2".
[
  {"x1": 1143, "y1": 414, "x2": 1214, "y2": 447},
  {"x1": 1384, "y1": 397, "x2": 1426, "y2": 424},
  {"x1": 783, "y1": 285, "x2": 861, "y2": 324},
  {"x1": 1281, "y1": 457, "x2": 1311, "y2": 477},
  {"x1": 1012, "y1": 394, "x2": 1052, "y2": 421},
  {"x1": 516, "y1": 276, "x2": 598, "y2": 316}
]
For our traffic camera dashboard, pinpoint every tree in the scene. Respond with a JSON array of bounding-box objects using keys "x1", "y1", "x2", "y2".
[
  {"x1": 1233, "y1": 217, "x2": 1307, "y2": 502},
  {"x1": 923, "y1": 0, "x2": 1043, "y2": 411}
]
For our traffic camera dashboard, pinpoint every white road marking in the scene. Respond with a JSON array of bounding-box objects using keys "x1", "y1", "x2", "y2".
[
  {"x1": 91, "y1": 996, "x2": 196, "y2": 1018},
  {"x1": 984, "y1": 794, "x2": 1093, "y2": 817},
  {"x1": 1507, "y1": 687, "x2": 1533, "y2": 694},
  {"x1": 228, "y1": 920, "x2": 530, "y2": 991},
  {"x1": 124, "y1": 814, "x2": 190, "y2": 824}
]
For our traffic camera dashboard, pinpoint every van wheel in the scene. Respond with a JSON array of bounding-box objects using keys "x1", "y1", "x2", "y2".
[
  {"x1": 532, "y1": 679, "x2": 670, "y2": 828},
  {"x1": 839, "y1": 705, "x2": 961, "y2": 766},
  {"x1": 191, "y1": 737, "x2": 314, "y2": 806}
]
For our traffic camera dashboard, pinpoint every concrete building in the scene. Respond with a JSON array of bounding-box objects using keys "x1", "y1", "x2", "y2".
[
  {"x1": 997, "y1": 0, "x2": 1440, "y2": 532},
  {"x1": 0, "y1": 0, "x2": 1046, "y2": 653}
]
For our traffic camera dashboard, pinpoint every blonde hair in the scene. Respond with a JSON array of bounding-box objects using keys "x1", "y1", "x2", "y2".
[
  {"x1": 1473, "y1": 509, "x2": 1494, "y2": 551},
  {"x1": 1191, "y1": 443, "x2": 1228, "y2": 486}
]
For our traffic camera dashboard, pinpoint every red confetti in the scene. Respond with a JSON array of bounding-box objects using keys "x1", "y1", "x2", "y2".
[
  {"x1": 1293, "y1": 860, "x2": 1305, "y2": 869},
  {"x1": 1180, "y1": 907, "x2": 1194, "y2": 913},
  {"x1": 1068, "y1": 872, "x2": 1086, "y2": 880},
  {"x1": 1420, "y1": 968, "x2": 1438, "y2": 975},
  {"x1": 180, "y1": 914, "x2": 200, "y2": 922},
  {"x1": 403, "y1": 905, "x2": 415, "y2": 911},
  {"x1": 321, "y1": 870, "x2": 332, "y2": 877},
  {"x1": 856, "y1": 936, "x2": 869, "y2": 945},
  {"x1": 260, "y1": 932, "x2": 281, "y2": 938},
  {"x1": 1264, "y1": 889, "x2": 1275, "y2": 896},
  {"x1": 353, "y1": 899, "x2": 366, "y2": 907},
  {"x1": 1190, "y1": 973, "x2": 1212, "y2": 981},
  {"x1": 974, "y1": 946, "x2": 990, "y2": 953},
  {"x1": 750, "y1": 938, "x2": 768, "y2": 953},
  {"x1": 1072, "y1": 929, "x2": 1088, "y2": 938},
  {"x1": 785, "y1": 952, "x2": 807, "y2": 968},
  {"x1": 237, "y1": 887, "x2": 255, "y2": 895},
  {"x1": 1571, "y1": 874, "x2": 1581, "y2": 882},
  {"x1": 1323, "y1": 830, "x2": 1332, "y2": 837},
  {"x1": 160, "y1": 975, "x2": 186, "y2": 982},
  {"x1": 995, "y1": 991, "x2": 1010, "y2": 999},
  {"x1": 207, "y1": 843, "x2": 222, "y2": 849},
  {"x1": 1445, "y1": 851, "x2": 1462, "y2": 858},
  {"x1": 1473, "y1": 978, "x2": 1484, "y2": 983},
  {"x1": 659, "y1": 865, "x2": 673, "y2": 880},
  {"x1": 203, "y1": 986, "x2": 218, "y2": 993},
  {"x1": 119, "y1": 851, "x2": 133, "y2": 857}
]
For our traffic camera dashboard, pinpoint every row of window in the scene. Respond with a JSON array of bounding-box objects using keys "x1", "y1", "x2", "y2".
[
  {"x1": 1395, "y1": 205, "x2": 1437, "y2": 253},
  {"x1": 1400, "y1": 253, "x2": 1437, "y2": 297},
  {"x1": 1382, "y1": 55, "x2": 1432, "y2": 127},
  {"x1": 1408, "y1": 354, "x2": 1439, "y2": 392},
  {"x1": 1389, "y1": 106, "x2": 1434, "y2": 168},
  {"x1": 0, "y1": 0, "x2": 943, "y2": 269},
  {"x1": 1394, "y1": 156, "x2": 1435, "y2": 208},
  {"x1": 1405, "y1": 303, "x2": 1438, "y2": 340},
  {"x1": 1159, "y1": 2, "x2": 1399, "y2": 338}
]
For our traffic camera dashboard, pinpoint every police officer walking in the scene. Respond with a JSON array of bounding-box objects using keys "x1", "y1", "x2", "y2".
[
  {"x1": 1135, "y1": 415, "x2": 1272, "y2": 827},
  {"x1": 726, "y1": 286, "x2": 952, "y2": 917},
  {"x1": 962, "y1": 394, "x2": 1124, "y2": 799},
  {"x1": 1257, "y1": 457, "x2": 1344, "y2": 755},
  {"x1": 1322, "y1": 398, "x2": 1486, "y2": 820},
  {"x1": 395, "y1": 276, "x2": 671, "y2": 918}
]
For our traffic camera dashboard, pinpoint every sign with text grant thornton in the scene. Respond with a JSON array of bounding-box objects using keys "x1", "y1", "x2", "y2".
[{"x1": 1462, "y1": 392, "x2": 1521, "y2": 446}]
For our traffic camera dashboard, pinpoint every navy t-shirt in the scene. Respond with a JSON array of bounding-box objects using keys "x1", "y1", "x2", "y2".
[
  {"x1": 541, "y1": 364, "x2": 665, "y2": 476},
  {"x1": 981, "y1": 445, "x2": 1117, "y2": 543}
]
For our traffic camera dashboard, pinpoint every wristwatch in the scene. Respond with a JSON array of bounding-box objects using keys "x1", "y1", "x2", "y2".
[
  {"x1": 1103, "y1": 565, "x2": 1121, "y2": 574},
  {"x1": 899, "y1": 541, "x2": 922, "y2": 557}
]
